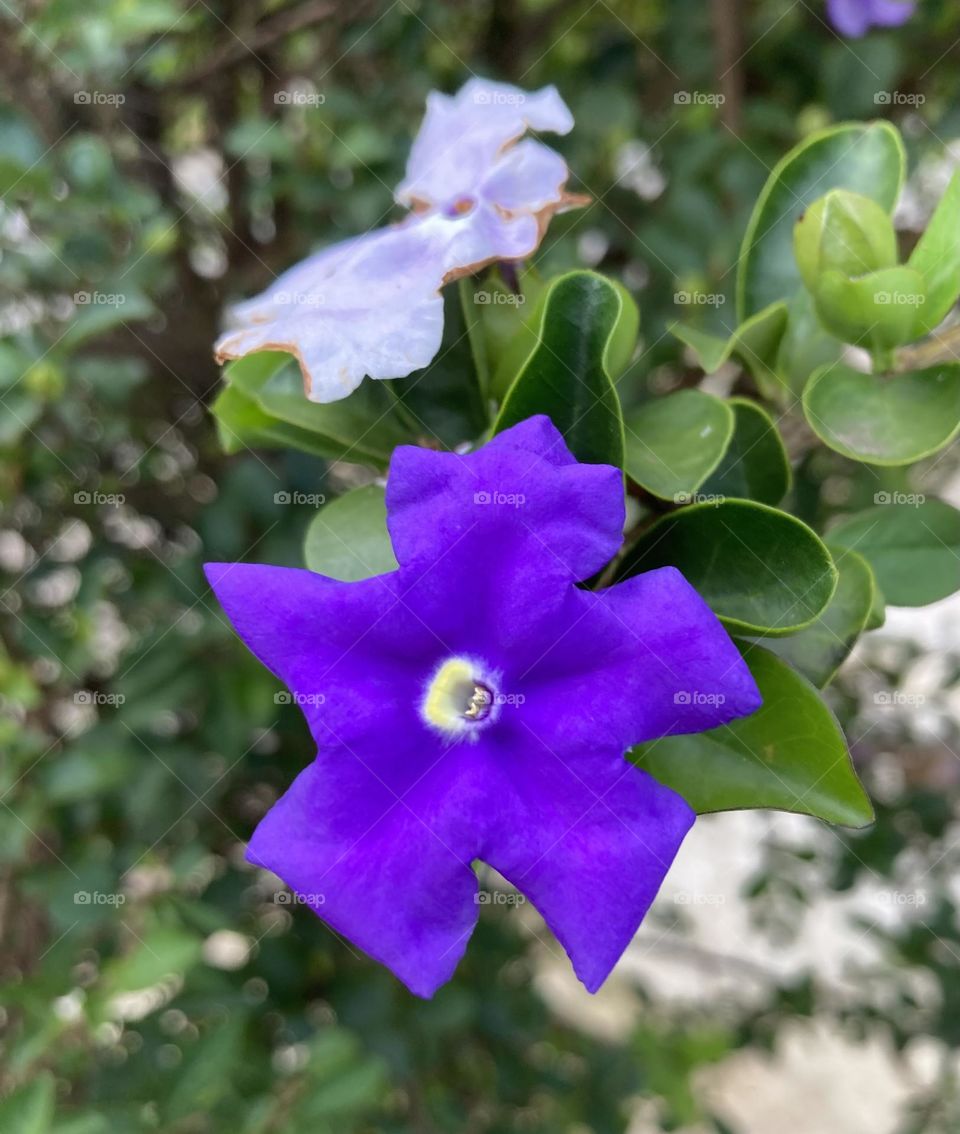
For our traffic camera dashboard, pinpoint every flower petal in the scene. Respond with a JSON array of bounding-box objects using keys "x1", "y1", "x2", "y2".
[
  {"x1": 205, "y1": 562, "x2": 441, "y2": 756},
  {"x1": 480, "y1": 138, "x2": 571, "y2": 213},
  {"x1": 214, "y1": 223, "x2": 446, "y2": 403},
  {"x1": 479, "y1": 739, "x2": 695, "y2": 992},
  {"x1": 385, "y1": 416, "x2": 625, "y2": 582},
  {"x1": 520, "y1": 566, "x2": 762, "y2": 753},
  {"x1": 247, "y1": 753, "x2": 484, "y2": 997},
  {"x1": 397, "y1": 79, "x2": 573, "y2": 209}
]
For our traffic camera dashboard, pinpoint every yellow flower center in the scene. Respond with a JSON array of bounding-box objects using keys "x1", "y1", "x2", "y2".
[{"x1": 422, "y1": 657, "x2": 495, "y2": 737}]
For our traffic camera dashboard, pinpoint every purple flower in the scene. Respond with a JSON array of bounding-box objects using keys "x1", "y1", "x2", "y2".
[
  {"x1": 206, "y1": 417, "x2": 761, "y2": 996},
  {"x1": 826, "y1": 0, "x2": 914, "y2": 36},
  {"x1": 215, "y1": 79, "x2": 584, "y2": 404}
]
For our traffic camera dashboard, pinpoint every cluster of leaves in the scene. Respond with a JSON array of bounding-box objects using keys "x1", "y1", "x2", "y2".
[{"x1": 5, "y1": 1, "x2": 960, "y2": 1132}]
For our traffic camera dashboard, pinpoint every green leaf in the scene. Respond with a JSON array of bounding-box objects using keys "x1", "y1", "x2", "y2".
[
  {"x1": 388, "y1": 285, "x2": 488, "y2": 448},
  {"x1": 812, "y1": 265, "x2": 927, "y2": 352},
  {"x1": 803, "y1": 361, "x2": 960, "y2": 465},
  {"x1": 223, "y1": 352, "x2": 409, "y2": 469},
  {"x1": 738, "y1": 121, "x2": 906, "y2": 319},
  {"x1": 100, "y1": 922, "x2": 202, "y2": 997},
  {"x1": 211, "y1": 377, "x2": 339, "y2": 460},
  {"x1": 700, "y1": 397, "x2": 790, "y2": 505},
  {"x1": 774, "y1": 289, "x2": 844, "y2": 399},
  {"x1": 303, "y1": 485, "x2": 398, "y2": 581},
  {"x1": 494, "y1": 270, "x2": 634, "y2": 467},
  {"x1": 829, "y1": 499, "x2": 960, "y2": 606},
  {"x1": 759, "y1": 547, "x2": 875, "y2": 687},
  {"x1": 0, "y1": 1072, "x2": 55, "y2": 1134},
  {"x1": 907, "y1": 170, "x2": 960, "y2": 334},
  {"x1": 632, "y1": 645, "x2": 873, "y2": 827},
  {"x1": 623, "y1": 390, "x2": 733, "y2": 501},
  {"x1": 616, "y1": 500, "x2": 837, "y2": 636},
  {"x1": 670, "y1": 301, "x2": 788, "y2": 395}
]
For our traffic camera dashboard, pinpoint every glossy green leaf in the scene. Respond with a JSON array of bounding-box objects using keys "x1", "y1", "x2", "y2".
[
  {"x1": 224, "y1": 352, "x2": 410, "y2": 469},
  {"x1": 670, "y1": 301, "x2": 788, "y2": 394},
  {"x1": 631, "y1": 645, "x2": 873, "y2": 827},
  {"x1": 738, "y1": 121, "x2": 905, "y2": 318},
  {"x1": 623, "y1": 390, "x2": 733, "y2": 501},
  {"x1": 303, "y1": 485, "x2": 398, "y2": 581},
  {"x1": 495, "y1": 270, "x2": 634, "y2": 467},
  {"x1": 775, "y1": 288, "x2": 844, "y2": 399},
  {"x1": 803, "y1": 361, "x2": 960, "y2": 465},
  {"x1": 211, "y1": 378, "x2": 339, "y2": 459},
  {"x1": 829, "y1": 499, "x2": 960, "y2": 606},
  {"x1": 700, "y1": 397, "x2": 790, "y2": 505},
  {"x1": 616, "y1": 499, "x2": 837, "y2": 636},
  {"x1": 813, "y1": 265, "x2": 927, "y2": 351},
  {"x1": 759, "y1": 547, "x2": 875, "y2": 687},
  {"x1": 907, "y1": 170, "x2": 960, "y2": 334}
]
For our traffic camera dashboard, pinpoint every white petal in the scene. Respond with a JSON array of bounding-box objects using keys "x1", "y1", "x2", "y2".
[
  {"x1": 396, "y1": 79, "x2": 574, "y2": 210},
  {"x1": 215, "y1": 223, "x2": 446, "y2": 403}
]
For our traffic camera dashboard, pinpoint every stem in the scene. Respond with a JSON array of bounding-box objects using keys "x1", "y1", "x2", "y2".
[{"x1": 895, "y1": 322, "x2": 960, "y2": 371}]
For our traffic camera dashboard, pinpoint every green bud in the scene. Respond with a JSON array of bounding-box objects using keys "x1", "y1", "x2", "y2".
[{"x1": 794, "y1": 190, "x2": 897, "y2": 294}]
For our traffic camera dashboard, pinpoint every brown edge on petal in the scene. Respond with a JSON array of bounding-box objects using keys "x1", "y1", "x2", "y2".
[{"x1": 215, "y1": 339, "x2": 317, "y2": 399}]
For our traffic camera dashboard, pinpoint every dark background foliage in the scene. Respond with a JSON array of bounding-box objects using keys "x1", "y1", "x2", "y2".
[{"x1": 4, "y1": 1, "x2": 960, "y2": 1130}]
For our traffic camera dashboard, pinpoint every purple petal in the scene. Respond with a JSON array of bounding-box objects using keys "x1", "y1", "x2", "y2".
[
  {"x1": 205, "y1": 562, "x2": 439, "y2": 756},
  {"x1": 867, "y1": 0, "x2": 915, "y2": 27},
  {"x1": 826, "y1": 0, "x2": 913, "y2": 35},
  {"x1": 397, "y1": 79, "x2": 573, "y2": 210},
  {"x1": 385, "y1": 416, "x2": 625, "y2": 583},
  {"x1": 478, "y1": 738, "x2": 695, "y2": 992},
  {"x1": 520, "y1": 567, "x2": 763, "y2": 753},
  {"x1": 248, "y1": 754, "x2": 484, "y2": 997}
]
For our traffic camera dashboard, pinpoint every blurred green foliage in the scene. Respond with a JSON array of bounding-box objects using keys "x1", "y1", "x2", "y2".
[{"x1": 5, "y1": 1, "x2": 960, "y2": 1131}]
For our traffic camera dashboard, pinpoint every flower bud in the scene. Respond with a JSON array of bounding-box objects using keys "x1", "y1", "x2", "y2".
[{"x1": 794, "y1": 189, "x2": 897, "y2": 294}]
